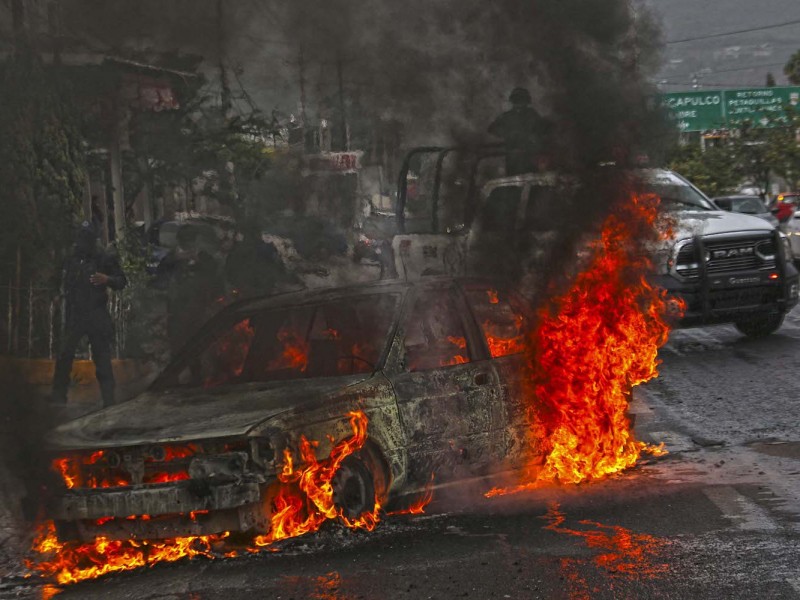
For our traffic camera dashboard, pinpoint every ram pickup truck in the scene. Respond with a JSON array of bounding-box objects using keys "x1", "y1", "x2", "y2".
[{"x1": 364, "y1": 147, "x2": 799, "y2": 338}]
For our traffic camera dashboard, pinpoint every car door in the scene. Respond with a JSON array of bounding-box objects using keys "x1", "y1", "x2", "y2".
[
  {"x1": 388, "y1": 285, "x2": 503, "y2": 486},
  {"x1": 461, "y1": 282, "x2": 535, "y2": 470}
]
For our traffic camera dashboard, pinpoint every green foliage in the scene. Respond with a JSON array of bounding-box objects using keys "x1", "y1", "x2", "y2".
[
  {"x1": 0, "y1": 53, "x2": 87, "y2": 285},
  {"x1": 667, "y1": 143, "x2": 738, "y2": 197},
  {"x1": 763, "y1": 106, "x2": 800, "y2": 191},
  {"x1": 766, "y1": 72, "x2": 777, "y2": 87},
  {"x1": 669, "y1": 103, "x2": 800, "y2": 196},
  {"x1": 785, "y1": 50, "x2": 800, "y2": 85},
  {"x1": 129, "y1": 94, "x2": 273, "y2": 218}
]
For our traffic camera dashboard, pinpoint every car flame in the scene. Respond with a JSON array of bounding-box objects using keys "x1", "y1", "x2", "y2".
[{"x1": 488, "y1": 192, "x2": 678, "y2": 494}]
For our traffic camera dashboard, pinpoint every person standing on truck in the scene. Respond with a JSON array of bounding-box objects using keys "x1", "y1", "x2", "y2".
[
  {"x1": 488, "y1": 87, "x2": 550, "y2": 176},
  {"x1": 51, "y1": 222, "x2": 127, "y2": 407}
]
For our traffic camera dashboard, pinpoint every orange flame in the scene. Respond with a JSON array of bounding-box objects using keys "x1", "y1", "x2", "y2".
[
  {"x1": 204, "y1": 319, "x2": 255, "y2": 388},
  {"x1": 440, "y1": 355, "x2": 469, "y2": 366},
  {"x1": 488, "y1": 192, "x2": 675, "y2": 495},
  {"x1": 387, "y1": 473, "x2": 435, "y2": 516},
  {"x1": 254, "y1": 410, "x2": 380, "y2": 546},
  {"x1": 268, "y1": 327, "x2": 309, "y2": 372},
  {"x1": 27, "y1": 521, "x2": 230, "y2": 585},
  {"x1": 447, "y1": 336, "x2": 467, "y2": 349}
]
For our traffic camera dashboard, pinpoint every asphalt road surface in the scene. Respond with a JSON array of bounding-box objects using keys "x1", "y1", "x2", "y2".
[{"x1": 11, "y1": 306, "x2": 800, "y2": 599}]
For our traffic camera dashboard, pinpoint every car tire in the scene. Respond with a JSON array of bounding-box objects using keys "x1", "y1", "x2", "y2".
[
  {"x1": 734, "y1": 313, "x2": 785, "y2": 338},
  {"x1": 332, "y1": 455, "x2": 377, "y2": 521}
]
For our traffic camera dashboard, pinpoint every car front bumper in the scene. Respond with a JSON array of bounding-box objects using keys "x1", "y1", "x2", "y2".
[
  {"x1": 51, "y1": 477, "x2": 271, "y2": 541},
  {"x1": 653, "y1": 266, "x2": 800, "y2": 327}
]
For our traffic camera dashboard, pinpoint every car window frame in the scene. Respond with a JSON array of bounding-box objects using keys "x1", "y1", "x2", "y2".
[
  {"x1": 383, "y1": 283, "x2": 490, "y2": 376},
  {"x1": 458, "y1": 281, "x2": 531, "y2": 360},
  {"x1": 152, "y1": 289, "x2": 407, "y2": 391}
]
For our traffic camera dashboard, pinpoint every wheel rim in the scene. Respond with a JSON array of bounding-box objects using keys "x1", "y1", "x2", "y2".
[{"x1": 332, "y1": 460, "x2": 373, "y2": 519}]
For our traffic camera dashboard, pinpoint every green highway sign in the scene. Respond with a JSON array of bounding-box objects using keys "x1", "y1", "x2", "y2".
[
  {"x1": 660, "y1": 86, "x2": 800, "y2": 132},
  {"x1": 724, "y1": 87, "x2": 800, "y2": 127},
  {"x1": 661, "y1": 91, "x2": 725, "y2": 132}
]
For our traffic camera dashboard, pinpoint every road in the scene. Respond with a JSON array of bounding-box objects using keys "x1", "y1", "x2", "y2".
[{"x1": 10, "y1": 306, "x2": 800, "y2": 599}]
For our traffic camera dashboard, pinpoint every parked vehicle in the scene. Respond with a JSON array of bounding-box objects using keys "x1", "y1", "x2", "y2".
[
  {"x1": 46, "y1": 278, "x2": 533, "y2": 542},
  {"x1": 771, "y1": 193, "x2": 800, "y2": 224},
  {"x1": 781, "y1": 208, "x2": 800, "y2": 267},
  {"x1": 712, "y1": 195, "x2": 778, "y2": 227}
]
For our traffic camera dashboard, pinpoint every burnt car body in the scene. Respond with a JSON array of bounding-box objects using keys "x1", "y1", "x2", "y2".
[{"x1": 46, "y1": 278, "x2": 534, "y2": 542}]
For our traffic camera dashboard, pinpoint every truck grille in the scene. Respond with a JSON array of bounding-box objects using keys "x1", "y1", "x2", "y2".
[{"x1": 675, "y1": 236, "x2": 776, "y2": 280}]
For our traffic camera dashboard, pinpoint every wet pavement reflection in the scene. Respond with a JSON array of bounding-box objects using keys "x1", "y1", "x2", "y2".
[{"x1": 541, "y1": 503, "x2": 670, "y2": 599}]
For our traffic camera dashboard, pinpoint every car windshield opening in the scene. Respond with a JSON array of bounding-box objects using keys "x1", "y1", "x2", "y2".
[
  {"x1": 161, "y1": 293, "x2": 401, "y2": 389},
  {"x1": 643, "y1": 182, "x2": 714, "y2": 210}
]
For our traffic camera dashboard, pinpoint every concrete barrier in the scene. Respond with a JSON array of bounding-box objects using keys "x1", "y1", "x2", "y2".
[{"x1": 0, "y1": 357, "x2": 153, "y2": 386}]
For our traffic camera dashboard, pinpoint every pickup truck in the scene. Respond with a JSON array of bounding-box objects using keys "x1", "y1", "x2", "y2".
[{"x1": 362, "y1": 146, "x2": 799, "y2": 338}]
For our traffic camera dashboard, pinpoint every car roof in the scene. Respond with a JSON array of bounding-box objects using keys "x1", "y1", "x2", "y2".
[{"x1": 223, "y1": 277, "x2": 508, "y2": 316}]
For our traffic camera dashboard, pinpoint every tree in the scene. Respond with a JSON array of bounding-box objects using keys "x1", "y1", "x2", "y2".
[
  {"x1": 785, "y1": 50, "x2": 800, "y2": 85},
  {"x1": 0, "y1": 53, "x2": 86, "y2": 285},
  {"x1": 764, "y1": 106, "x2": 800, "y2": 192},
  {"x1": 766, "y1": 72, "x2": 777, "y2": 87},
  {"x1": 667, "y1": 142, "x2": 738, "y2": 197}
]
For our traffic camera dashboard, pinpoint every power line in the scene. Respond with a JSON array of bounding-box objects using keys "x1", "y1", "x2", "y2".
[
  {"x1": 666, "y1": 18, "x2": 800, "y2": 44},
  {"x1": 660, "y1": 61, "x2": 788, "y2": 84}
]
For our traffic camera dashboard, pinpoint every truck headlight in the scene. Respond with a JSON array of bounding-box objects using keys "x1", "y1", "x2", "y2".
[{"x1": 780, "y1": 233, "x2": 794, "y2": 262}]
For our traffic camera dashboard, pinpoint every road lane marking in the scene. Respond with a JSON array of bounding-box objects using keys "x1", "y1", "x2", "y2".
[
  {"x1": 703, "y1": 486, "x2": 779, "y2": 532},
  {"x1": 786, "y1": 579, "x2": 800, "y2": 595}
]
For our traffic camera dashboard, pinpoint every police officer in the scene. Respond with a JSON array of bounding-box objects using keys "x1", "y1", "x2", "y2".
[
  {"x1": 51, "y1": 222, "x2": 127, "y2": 407},
  {"x1": 488, "y1": 87, "x2": 550, "y2": 176}
]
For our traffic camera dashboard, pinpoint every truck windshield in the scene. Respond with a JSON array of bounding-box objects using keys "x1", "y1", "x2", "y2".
[
  {"x1": 641, "y1": 172, "x2": 715, "y2": 211},
  {"x1": 158, "y1": 293, "x2": 402, "y2": 389}
]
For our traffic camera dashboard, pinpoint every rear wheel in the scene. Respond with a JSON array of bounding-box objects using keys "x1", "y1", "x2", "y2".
[
  {"x1": 332, "y1": 455, "x2": 377, "y2": 520},
  {"x1": 734, "y1": 313, "x2": 785, "y2": 338}
]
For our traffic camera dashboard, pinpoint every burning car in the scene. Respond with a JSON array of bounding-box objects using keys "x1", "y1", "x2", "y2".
[{"x1": 45, "y1": 278, "x2": 534, "y2": 542}]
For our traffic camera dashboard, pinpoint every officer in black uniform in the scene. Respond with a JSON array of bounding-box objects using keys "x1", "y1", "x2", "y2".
[
  {"x1": 51, "y1": 223, "x2": 127, "y2": 407},
  {"x1": 488, "y1": 87, "x2": 550, "y2": 176}
]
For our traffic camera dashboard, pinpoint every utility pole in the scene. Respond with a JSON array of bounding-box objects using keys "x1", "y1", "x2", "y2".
[
  {"x1": 298, "y1": 46, "x2": 308, "y2": 146},
  {"x1": 336, "y1": 57, "x2": 348, "y2": 151}
]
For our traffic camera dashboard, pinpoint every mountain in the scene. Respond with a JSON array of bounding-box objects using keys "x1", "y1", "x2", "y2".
[{"x1": 644, "y1": 0, "x2": 800, "y2": 91}]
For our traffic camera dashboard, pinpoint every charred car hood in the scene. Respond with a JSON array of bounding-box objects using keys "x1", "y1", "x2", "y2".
[
  {"x1": 48, "y1": 374, "x2": 375, "y2": 451},
  {"x1": 672, "y1": 209, "x2": 776, "y2": 240}
]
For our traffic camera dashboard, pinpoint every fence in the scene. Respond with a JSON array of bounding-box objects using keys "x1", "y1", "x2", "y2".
[{"x1": 0, "y1": 282, "x2": 131, "y2": 360}]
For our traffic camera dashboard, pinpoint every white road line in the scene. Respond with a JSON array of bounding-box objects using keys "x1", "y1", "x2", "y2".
[
  {"x1": 703, "y1": 486, "x2": 779, "y2": 532},
  {"x1": 786, "y1": 578, "x2": 800, "y2": 595}
]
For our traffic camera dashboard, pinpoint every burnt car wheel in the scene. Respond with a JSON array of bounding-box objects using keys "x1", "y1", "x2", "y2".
[
  {"x1": 734, "y1": 313, "x2": 785, "y2": 338},
  {"x1": 332, "y1": 455, "x2": 376, "y2": 520}
]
